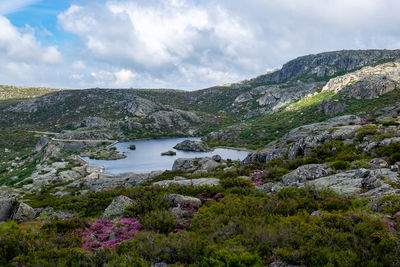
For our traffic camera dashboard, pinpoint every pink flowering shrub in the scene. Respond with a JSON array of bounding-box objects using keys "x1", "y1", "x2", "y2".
[
  {"x1": 82, "y1": 217, "x2": 142, "y2": 250},
  {"x1": 251, "y1": 169, "x2": 265, "y2": 186},
  {"x1": 213, "y1": 192, "x2": 224, "y2": 202}
]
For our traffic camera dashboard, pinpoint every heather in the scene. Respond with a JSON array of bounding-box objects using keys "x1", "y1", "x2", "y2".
[{"x1": 2, "y1": 182, "x2": 400, "y2": 266}]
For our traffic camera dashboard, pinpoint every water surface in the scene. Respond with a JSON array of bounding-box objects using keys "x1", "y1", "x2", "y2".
[{"x1": 84, "y1": 137, "x2": 249, "y2": 174}]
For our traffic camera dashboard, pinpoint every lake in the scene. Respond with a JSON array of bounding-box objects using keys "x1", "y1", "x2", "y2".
[{"x1": 83, "y1": 137, "x2": 249, "y2": 174}]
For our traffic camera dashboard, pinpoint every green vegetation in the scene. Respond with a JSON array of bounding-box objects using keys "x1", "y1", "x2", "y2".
[{"x1": 1, "y1": 183, "x2": 400, "y2": 266}]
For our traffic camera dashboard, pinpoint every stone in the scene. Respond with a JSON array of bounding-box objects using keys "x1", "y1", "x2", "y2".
[
  {"x1": 102, "y1": 195, "x2": 133, "y2": 220},
  {"x1": 318, "y1": 99, "x2": 348, "y2": 115},
  {"x1": 282, "y1": 164, "x2": 330, "y2": 185},
  {"x1": 331, "y1": 125, "x2": 361, "y2": 140},
  {"x1": 153, "y1": 178, "x2": 220, "y2": 188},
  {"x1": 257, "y1": 182, "x2": 285, "y2": 193},
  {"x1": 12, "y1": 202, "x2": 35, "y2": 223},
  {"x1": 241, "y1": 148, "x2": 286, "y2": 165},
  {"x1": 369, "y1": 158, "x2": 389, "y2": 169},
  {"x1": 0, "y1": 199, "x2": 15, "y2": 222},
  {"x1": 212, "y1": 154, "x2": 222, "y2": 162},
  {"x1": 171, "y1": 207, "x2": 193, "y2": 218},
  {"x1": 86, "y1": 164, "x2": 105, "y2": 174},
  {"x1": 173, "y1": 176, "x2": 187, "y2": 181},
  {"x1": 164, "y1": 194, "x2": 202, "y2": 207},
  {"x1": 172, "y1": 157, "x2": 224, "y2": 173},
  {"x1": 57, "y1": 170, "x2": 81, "y2": 183}
]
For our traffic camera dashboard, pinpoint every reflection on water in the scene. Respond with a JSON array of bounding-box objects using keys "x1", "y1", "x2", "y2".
[{"x1": 83, "y1": 137, "x2": 249, "y2": 174}]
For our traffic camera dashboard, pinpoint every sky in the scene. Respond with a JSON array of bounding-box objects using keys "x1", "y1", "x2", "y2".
[{"x1": 1, "y1": 0, "x2": 400, "y2": 90}]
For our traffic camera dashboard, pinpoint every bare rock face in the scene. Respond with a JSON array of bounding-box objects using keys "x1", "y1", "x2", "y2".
[
  {"x1": 103, "y1": 195, "x2": 133, "y2": 220},
  {"x1": 322, "y1": 61, "x2": 400, "y2": 99},
  {"x1": 251, "y1": 50, "x2": 400, "y2": 84},
  {"x1": 318, "y1": 99, "x2": 348, "y2": 115}
]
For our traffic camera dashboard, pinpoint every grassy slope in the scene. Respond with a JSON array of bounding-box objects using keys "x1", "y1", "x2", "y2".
[{"x1": 0, "y1": 85, "x2": 62, "y2": 100}]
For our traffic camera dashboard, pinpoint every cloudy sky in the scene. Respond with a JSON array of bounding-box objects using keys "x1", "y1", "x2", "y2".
[{"x1": 1, "y1": 0, "x2": 400, "y2": 90}]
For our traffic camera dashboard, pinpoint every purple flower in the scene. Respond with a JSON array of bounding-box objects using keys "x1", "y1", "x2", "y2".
[
  {"x1": 213, "y1": 193, "x2": 224, "y2": 201},
  {"x1": 81, "y1": 217, "x2": 142, "y2": 251}
]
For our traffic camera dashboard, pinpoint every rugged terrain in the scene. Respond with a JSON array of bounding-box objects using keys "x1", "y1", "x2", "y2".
[{"x1": 2, "y1": 49, "x2": 400, "y2": 266}]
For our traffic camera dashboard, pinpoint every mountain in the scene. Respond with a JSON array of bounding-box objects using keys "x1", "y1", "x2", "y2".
[{"x1": 2, "y1": 49, "x2": 400, "y2": 266}]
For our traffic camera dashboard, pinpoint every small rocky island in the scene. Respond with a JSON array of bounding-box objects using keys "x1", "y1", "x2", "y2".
[
  {"x1": 161, "y1": 150, "x2": 176, "y2": 156},
  {"x1": 173, "y1": 140, "x2": 210, "y2": 152}
]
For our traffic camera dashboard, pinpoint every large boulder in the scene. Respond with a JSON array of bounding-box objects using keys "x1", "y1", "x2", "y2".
[
  {"x1": 0, "y1": 199, "x2": 15, "y2": 222},
  {"x1": 172, "y1": 157, "x2": 224, "y2": 173},
  {"x1": 282, "y1": 164, "x2": 331, "y2": 185},
  {"x1": 12, "y1": 202, "x2": 35, "y2": 223},
  {"x1": 318, "y1": 99, "x2": 348, "y2": 115},
  {"x1": 173, "y1": 140, "x2": 210, "y2": 152},
  {"x1": 241, "y1": 148, "x2": 286, "y2": 165},
  {"x1": 102, "y1": 195, "x2": 133, "y2": 220},
  {"x1": 304, "y1": 168, "x2": 400, "y2": 198}
]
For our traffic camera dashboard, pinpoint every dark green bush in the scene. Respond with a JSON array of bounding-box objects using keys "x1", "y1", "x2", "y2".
[
  {"x1": 220, "y1": 177, "x2": 254, "y2": 189},
  {"x1": 330, "y1": 160, "x2": 350, "y2": 171},
  {"x1": 356, "y1": 125, "x2": 377, "y2": 141},
  {"x1": 140, "y1": 210, "x2": 177, "y2": 234}
]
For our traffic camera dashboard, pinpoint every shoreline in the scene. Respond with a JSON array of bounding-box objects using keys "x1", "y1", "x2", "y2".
[{"x1": 114, "y1": 136, "x2": 255, "y2": 153}]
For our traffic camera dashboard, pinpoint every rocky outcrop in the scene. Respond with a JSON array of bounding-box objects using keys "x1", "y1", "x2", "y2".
[
  {"x1": 153, "y1": 178, "x2": 220, "y2": 188},
  {"x1": 173, "y1": 140, "x2": 210, "y2": 152},
  {"x1": 0, "y1": 199, "x2": 15, "y2": 222},
  {"x1": 172, "y1": 157, "x2": 225, "y2": 173},
  {"x1": 322, "y1": 62, "x2": 400, "y2": 99},
  {"x1": 242, "y1": 115, "x2": 362, "y2": 165},
  {"x1": 251, "y1": 50, "x2": 400, "y2": 84},
  {"x1": 317, "y1": 99, "x2": 348, "y2": 115},
  {"x1": 102, "y1": 195, "x2": 133, "y2": 220},
  {"x1": 12, "y1": 202, "x2": 35, "y2": 223},
  {"x1": 282, "y1": 164, "x2": 331, "y2": 185},
  {"x1": 304, "y1": 168, "x2": 400, "y2": 198}
]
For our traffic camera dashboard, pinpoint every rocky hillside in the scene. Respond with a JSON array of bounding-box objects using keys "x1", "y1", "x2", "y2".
[{"x1": 1, "y1": 89, "x2": 206, "y2": 140}]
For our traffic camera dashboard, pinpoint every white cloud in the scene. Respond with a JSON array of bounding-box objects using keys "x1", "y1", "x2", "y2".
[
  {"x1": 0, "y1": 15, "x2": 61, "y2": 64},
  {"x1": 57, "y1": 0, "x2": 262, "y2": 89},
  {"x1": 72, "y1": 60, "x2": 86, "y2": 70},
  {"x1": 3, "y1": 0, "x2": 400, "y2": 90},
  {"x1": 0, "y1": 0, "x2": 39, "y2": 15},
  {"x1": 114, "y1": 69, "x2": 136, "y2": 87}
]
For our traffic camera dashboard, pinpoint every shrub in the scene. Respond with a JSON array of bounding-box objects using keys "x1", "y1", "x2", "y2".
[
  {"x1": 220, "y1": 177, "x2": 254, "y2": 189},
  {"x1": 376, "y1": 195, "x2": 400, "y2": 214},
  {"x1": 140, "y1": 210, "x2": 177, "y2": 234},
  {"x1": 356, "y1": 125, "x2": 377, "y2": 141},
  {"x1": 350, "y1": 160, "x2": 370, "y2": 169},
  {"x1": 330, "y1": 160, "x2": 350, "y2": 171},
  {"x1": 81, "y1": 218, "x2": 142, "y2": 250}
]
